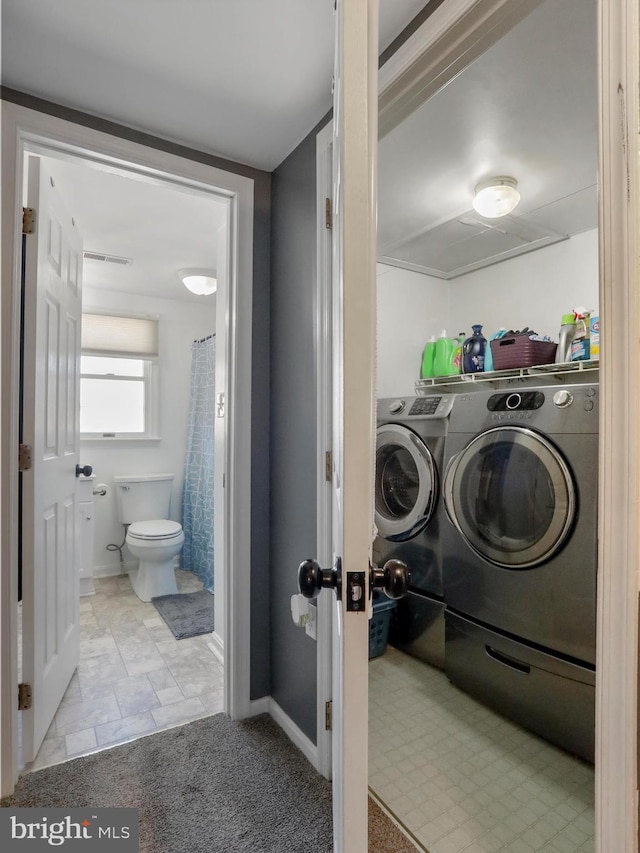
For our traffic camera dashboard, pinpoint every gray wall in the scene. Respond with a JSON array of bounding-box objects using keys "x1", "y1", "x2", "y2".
[
  {"x1": 1, "y1": 87, "x2": 272, "y2": 701},
  {"x1": 269, "y1": 117, "x2": 329, "y2": 741},
  {"x1": 266, "y1": 2, "x2": 440, "y2": 742}
]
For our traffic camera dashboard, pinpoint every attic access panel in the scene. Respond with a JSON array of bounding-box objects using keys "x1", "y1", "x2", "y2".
[{"x1": 379, "y1": 211, "x2": 568, "y2": 279}]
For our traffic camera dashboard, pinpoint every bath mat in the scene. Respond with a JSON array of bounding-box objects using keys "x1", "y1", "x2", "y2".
[{"x1": 152, "y1": 589, "x2": 214, "y2": 639}]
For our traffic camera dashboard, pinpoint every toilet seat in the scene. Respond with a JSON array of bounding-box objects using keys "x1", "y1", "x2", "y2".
[{"x1": 128, "y1": 520, "x2": 183, "y2": 541}]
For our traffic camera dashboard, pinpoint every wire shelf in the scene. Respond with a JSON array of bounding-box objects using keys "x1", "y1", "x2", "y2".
[{"x1": 415, "y1": 359, "x2": 600, "y2": 394}]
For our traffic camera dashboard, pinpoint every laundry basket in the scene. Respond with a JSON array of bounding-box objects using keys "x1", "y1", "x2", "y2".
[
  {"x1": 369, "y1": 594, "x2": 397, "y2": 659},
  {"x1": 491, "y1": 334, "x2": 557, "y2": 370}
]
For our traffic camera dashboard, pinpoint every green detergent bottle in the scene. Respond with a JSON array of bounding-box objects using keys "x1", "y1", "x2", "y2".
[
  {"x1": 420, "y1": 336, "x2": 437, "y2": 379},
  {"x1": 433, "y1": 330, "x2": 454, "y2": 377}
]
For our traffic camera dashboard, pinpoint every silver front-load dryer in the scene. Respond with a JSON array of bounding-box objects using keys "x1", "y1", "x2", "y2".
[
  {"x1": 373, "y1": 394, "x2": 454, "y2": 667},
  {"x1": 441, "y1": 383, "x2": 598, "y2": 761}
]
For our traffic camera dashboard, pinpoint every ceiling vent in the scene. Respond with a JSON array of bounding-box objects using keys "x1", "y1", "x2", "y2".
[
  {"x1": 83, "y1": 251, "x2": 133, "y2": 266},
  {"x1": 379, "y1": 211, "x2": 568, "y2": 280}
]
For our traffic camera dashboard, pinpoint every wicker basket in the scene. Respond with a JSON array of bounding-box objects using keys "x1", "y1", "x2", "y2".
[{"x1": 491, "y1": 335, "x2": 558, "y2": 370}]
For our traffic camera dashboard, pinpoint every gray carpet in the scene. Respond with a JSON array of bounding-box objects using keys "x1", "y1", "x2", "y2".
[
  {"x1": 368, "y1": 798, "x2": 422, "y2": 853},
  {"x1": 1, "y1": 714, "x2": 420, "y2": 852},
  {"x1": 152, "y1": 589, "x2": 214, "y2": 639},
  {"x1": 2, "y1": 714, "x2": 332, "y2": 852}
]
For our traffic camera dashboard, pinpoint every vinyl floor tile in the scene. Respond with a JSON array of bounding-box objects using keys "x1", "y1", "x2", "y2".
[
  {"x1": 369, "y1": 648, "x2": 594, "y2": 853},
  {"x1": 21, "y1": 572, "x2": 223, "y2": 773}
]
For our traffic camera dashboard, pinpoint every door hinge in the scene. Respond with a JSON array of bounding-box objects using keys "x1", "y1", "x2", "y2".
[
  {"x1": 325, "y1": 450, "x2": 333, "y2": 482},
  {"x1": 325, "y1": 700, "x2": 333, "y2": 731},
  {"x1": 18, "y1": 683, "x2": 32, "y2": 711},
  {"x1": 325, "y1": 197, "x2": 332, "y2": 230},
  {"x1": 22, "y1": 207, "x2": 36, "y2": 235},
  {"x1": 18, "y1": 443, "x2": 32, "y2": 472}
]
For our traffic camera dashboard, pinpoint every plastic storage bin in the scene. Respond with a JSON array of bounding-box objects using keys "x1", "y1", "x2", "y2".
[
  {"x1": 369, "y1": 594, "x2": 397, "y2": 659},
  {"x1": 491, "y1": 335, "x2": 557, "y2": 370}
]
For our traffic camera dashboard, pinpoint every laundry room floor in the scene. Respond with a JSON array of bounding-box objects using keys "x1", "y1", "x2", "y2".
[
  {"x1": 369, "y1": 647, "x2": 594, "y2": 853},
  {"x1": 20, "y1": 570, "x2": 223, "y2": 773}
]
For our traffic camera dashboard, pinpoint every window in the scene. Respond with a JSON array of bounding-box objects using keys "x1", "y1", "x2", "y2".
[{"x1": 80, "y1": 312, "x2": 159, "y2": 439}]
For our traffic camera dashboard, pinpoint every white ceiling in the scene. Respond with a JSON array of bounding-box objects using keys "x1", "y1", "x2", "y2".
[
  {"x1": 42, "y1": 157, "x2": 228, "y2": 304},
  {"x1": 9, "y1": 0, "x2": 597, "y2": 300},
  {"x1": 2, "y1": 0, "x2": 429, "y2": 171},
  {"x1": 6, "y1": 0, "x2": 428, "y2": 305},
  {"x1": 378, "y1": 0, "x2": 598, "y2": 277}
]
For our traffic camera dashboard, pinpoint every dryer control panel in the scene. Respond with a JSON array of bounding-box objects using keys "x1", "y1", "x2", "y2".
[{"x1": 487, "y1": 391, "x2": 545, "y2": 411}]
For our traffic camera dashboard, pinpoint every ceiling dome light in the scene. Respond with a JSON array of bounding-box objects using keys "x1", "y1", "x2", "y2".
[
  {"x1": 472, "y1": 176, "x2": 520, "y2": 218},
  {"x1": 178, "y1": 268, "x2": 217, "y2": 295}
]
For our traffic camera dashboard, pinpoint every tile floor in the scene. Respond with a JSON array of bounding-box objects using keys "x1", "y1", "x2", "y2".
[
  {"x1": 21, "y1": 570, "x2": 223, "y2": 773},
  {"x1": 369, "y1": 647, "x2": 594, "y2": 853}
]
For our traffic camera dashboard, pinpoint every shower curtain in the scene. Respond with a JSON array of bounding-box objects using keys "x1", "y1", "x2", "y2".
[{"x1": 181, "y1": 335, "x2": 215, "y2": 592}]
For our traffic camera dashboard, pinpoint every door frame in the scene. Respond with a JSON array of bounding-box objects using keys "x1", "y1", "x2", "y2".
[
  {"x1": 317, "y1": 0, "x2": 639, "y2": 848},
  {"x1": 314, "y1": 119, "x2": 336, "y2": 780},
  {"x1": 0, "y1": 101, "x2": 255, "y2": 796}
]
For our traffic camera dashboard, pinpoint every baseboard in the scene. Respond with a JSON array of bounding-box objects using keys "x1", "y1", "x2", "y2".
[
  {"x1": 79, "y1": 577, "x2": 95, "y2": 596},
  {"x1": 207, "y1": 632, "x2": 224, "y2": 665},
  {"x1": 248, "y1": 697, "x2": 270, "y2": 717},
  {"x1": 92, "y1": 560, "x2": 189, "y2": 580},
  {"x1": 265, "y1": 698, "x2": 319, "y2": 771},
  {"x1": 91, "y1": 562, "x2": 136, "y2": 579}
]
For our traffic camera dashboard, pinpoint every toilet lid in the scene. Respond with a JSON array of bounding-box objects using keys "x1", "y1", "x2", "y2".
[{"x1": 128, "y1": 520, "x2": 183, "y2": 540}]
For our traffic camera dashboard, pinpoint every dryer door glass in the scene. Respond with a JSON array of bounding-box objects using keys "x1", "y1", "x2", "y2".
[
  {"x1": 375, "y1": 424, "x2": 438, "y2": 541},
  {"x1": 444, "y1": 426, "x2": 576, "y2": 568}
]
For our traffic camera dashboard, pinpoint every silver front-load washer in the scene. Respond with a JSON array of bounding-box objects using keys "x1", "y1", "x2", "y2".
[
  {"x1": 441, "y1": 384, "x2": 598, "y2": 761},
  {"x1": 373, "y1": 394, "x2": 454, "y2": 667}
]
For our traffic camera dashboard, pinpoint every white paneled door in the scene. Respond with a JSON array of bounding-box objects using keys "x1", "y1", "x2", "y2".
[
  {"x1": 331, "y1": 1, "x2": 378, "y2": 850},
  {"x1": 21, "y1": 155, "x2": 83, "y2": 763}
]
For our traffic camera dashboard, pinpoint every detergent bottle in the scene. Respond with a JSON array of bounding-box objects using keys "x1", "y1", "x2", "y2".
[
  {"x1": 420, "y1": 336, "x2": 437, "y2": 379},
  {"x1": 433, "y1": 330, "x2": 454, "y2": 377},
  {"x1": 555, "y1": 314, "x2": 576, "y2": 363},
  {"x1": 570, "y1": 308, "x2": 591, "y2": 361},
  {"x1": 462, "y1": 325, "x2": 487, "y2": 374},
  {"x1": 451, "y1": 333, "x2": 466, "y2": 374}
]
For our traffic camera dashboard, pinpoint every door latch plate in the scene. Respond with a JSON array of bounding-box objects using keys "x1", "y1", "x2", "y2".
[
  {"x1": 18, "y1": 682, "x2": 32, "y2": 710},
  {"x1": 346, "y1": 572, "x2": 366, "y2": 612}
]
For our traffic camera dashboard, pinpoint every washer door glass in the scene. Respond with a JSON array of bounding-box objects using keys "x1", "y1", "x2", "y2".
[
  {"x1": 444, "y1": 426, "x2": 576, "y2": 568},
  {"x1": 375, "y1": 424, "x2": 438, "y2": 541}
]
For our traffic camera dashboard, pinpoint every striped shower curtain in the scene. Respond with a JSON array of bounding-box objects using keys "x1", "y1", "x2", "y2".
[{"x1": 181, "y1": 335, "x2": 215, "y2": 592}]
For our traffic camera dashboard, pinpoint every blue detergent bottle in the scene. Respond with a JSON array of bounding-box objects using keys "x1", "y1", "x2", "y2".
[{"x1": 462, "y1": 325, "x2": 487, "y2": 373}]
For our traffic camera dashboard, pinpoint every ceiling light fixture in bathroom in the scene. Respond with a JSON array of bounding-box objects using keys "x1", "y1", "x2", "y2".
[
  {"x1": 472, "y1": 176, "x2": 520, "y2": 218},
  {"x1": 178, "y1": 268, "x2": 217, "y2": 295}
]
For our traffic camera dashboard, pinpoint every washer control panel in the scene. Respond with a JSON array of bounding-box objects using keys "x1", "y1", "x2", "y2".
[{"x1": 408, "y1": 395, "x2": 455, "y2": 418}]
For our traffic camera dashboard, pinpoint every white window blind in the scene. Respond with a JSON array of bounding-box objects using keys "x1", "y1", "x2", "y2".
[{"x1": 81, "y1": 313, "x2": 158, "y2": 358}]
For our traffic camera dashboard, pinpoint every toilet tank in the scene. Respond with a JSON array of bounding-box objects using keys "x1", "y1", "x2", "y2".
[{"x1": 113, "y1": 473, "x2": 175, "y2": 524}]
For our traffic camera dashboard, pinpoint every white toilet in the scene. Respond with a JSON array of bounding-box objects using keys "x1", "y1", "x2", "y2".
[{"x1": 114, "y1": 473, "x2": 184, "y2": 602}]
